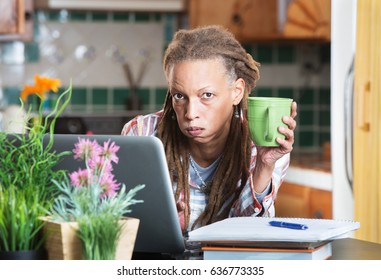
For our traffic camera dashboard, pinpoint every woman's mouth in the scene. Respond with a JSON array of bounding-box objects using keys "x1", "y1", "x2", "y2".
[{"x1": 186, "y1": 126, "x2": 203, "y2": 137}]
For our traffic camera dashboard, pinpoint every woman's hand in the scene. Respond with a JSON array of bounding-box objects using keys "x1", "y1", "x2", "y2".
[
  {"x1": 256, "y1": 101, "x2": 297, "y2": 166},
  {"x1": 252, "y1": 101, "x2": 297, "y2": 193}
]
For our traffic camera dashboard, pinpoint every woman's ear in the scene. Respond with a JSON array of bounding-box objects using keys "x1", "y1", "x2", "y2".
[{"x1": 232, "y1": 78, "x2": 245, "y2": 105}]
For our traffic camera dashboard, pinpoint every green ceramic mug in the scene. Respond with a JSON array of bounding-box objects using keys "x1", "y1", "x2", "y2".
[{"x1": 247, "y1": 97, "x2": 293, "y2": 147}]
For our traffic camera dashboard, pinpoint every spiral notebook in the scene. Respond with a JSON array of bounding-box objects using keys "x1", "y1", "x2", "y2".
[{"x1": 188, "y1": 217, "x2": 360, "y2": 249}]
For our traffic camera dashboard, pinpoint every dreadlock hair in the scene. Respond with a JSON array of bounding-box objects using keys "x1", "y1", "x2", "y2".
[{"x1": 158, "y1": 25, "x2": 260, "y2": 231}]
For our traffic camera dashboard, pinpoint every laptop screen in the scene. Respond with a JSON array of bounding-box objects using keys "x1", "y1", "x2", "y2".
[{"x1": 43, "y1": 134, "x2": 185, "y2": 256}]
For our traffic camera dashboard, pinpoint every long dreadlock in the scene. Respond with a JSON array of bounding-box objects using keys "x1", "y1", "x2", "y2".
[{"x1": 157, "y1": 25, "x2": 260, "y2": 231}]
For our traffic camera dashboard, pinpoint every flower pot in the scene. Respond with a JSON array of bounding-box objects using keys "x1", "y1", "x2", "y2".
[{"x1": 40, "y1": 217, "x2": 140, "y2": 260}]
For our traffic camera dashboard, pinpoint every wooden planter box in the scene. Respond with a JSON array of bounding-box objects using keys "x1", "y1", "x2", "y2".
[{"x1": 40, "y1": 217, "x2": 140, "y2": 260}]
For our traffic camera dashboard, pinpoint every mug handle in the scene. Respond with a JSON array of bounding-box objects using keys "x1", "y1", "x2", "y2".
[{"x1": 265, "y1": 105, "x2": 275, "y2": 142}]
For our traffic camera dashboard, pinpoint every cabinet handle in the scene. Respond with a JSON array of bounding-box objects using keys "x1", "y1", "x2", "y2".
[{"x1": 356, "y1": 81, "x2": 371, "y2": 131}]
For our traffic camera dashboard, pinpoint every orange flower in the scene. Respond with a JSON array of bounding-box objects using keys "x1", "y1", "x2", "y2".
[{"x1": 20, "y1": 75, "x2": 62, "y2": 101}]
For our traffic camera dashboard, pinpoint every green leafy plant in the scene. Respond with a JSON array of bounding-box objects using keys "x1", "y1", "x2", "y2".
[
  {"x1": 49, "y1": 137, "x2": 145, "y2": 260},
  {"x1": 0, "y1": 75, "x2": 72, "y2": 253}
]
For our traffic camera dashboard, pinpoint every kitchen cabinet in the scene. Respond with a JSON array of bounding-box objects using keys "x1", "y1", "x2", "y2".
[
  {"x1": 0, "y1": 0, "x2": 33, "y2": 42},
  {"x1": 353, "y1": 0, "x2": 381, "y2": 243},
  {"x1": 282, "y1": 0, "x2": 331, "y2": 41},
  {"x1": 276, "y1": 182, "x2": 332, "y2": 219},
  {"x1": 188, "y1": 0, "x2": 331, "y2": 43},
  {"x1": 0, "y1": 0, "x2": 25, "y2": 34},
  {"x1": 189, "y1": 0, "x2": 279, "y2": 42}
]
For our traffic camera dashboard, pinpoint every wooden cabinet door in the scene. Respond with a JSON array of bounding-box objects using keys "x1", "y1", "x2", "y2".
[
  {"x1": 189, "y1": 0, "x2": 278, "y2": 42},
  {"x1": 309, "y1": 188, "x2": 332, "y2": 219},
  {"x1": 189, "y1": 0, "x2": 331, "y2": 42},
  {"x1": 275, "y1": 182, "x2": 310, "y2": 218},
  {"x1": 0, "y1": 0, "x2": 33, "y2": 42},
  {"x1": 0, "y1": 0, "x2": 25, "y2": 34},
  {"x1": 276, "y1": 182, "x2": 332, "y2": 219},
  {"x1": 353, "y1": 0, "x2": 381, "y2": 243}
]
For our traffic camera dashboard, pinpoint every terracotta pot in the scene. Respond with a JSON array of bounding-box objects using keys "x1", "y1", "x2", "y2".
[{"x1": 40, "y1": 217, "x2": 140, "y2": 260}]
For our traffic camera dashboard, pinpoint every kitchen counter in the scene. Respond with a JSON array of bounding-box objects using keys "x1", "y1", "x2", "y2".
[
  {"x1": 285, "y1": 151, "x2": 332, "y2": 192},
  {"x1": 57, "y1": 109, "x2": 150, "y2": 118},
  {"x1": 53, "y1": 110, "x2": 152, "y2": 135}
]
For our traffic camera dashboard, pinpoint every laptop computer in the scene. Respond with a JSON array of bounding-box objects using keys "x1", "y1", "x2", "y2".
[{"x1": 42, "y1": 134, "x2": 185, "y2": 258}]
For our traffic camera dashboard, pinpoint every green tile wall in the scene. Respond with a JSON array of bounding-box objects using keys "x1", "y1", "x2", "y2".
[
  {"x1": 299, "y1": 88, "x2": 315, "y2": 105},
  {"x1": 70, "y1": 11, "x2": 89, "y2": 21},
  {"x1": 299, "y1": 131, "x2": 315, "y2": 147},
  {"x1": 256, "y1": 45, "x2": 273, "y2": 64},
  {"x1": 92, "y1": 88, "x2": 108, "y2": 105},
  {"x1": 255, "y1": 88, "x2": 273, "y2": 97},
  {"x1": 112, "y1": 13, "x2": 129, "y2": 21},
  {"x1": 277, "y1": 88, "x2": 294, "y2": 99},
  {"x1": 155, "y1": 88, "x2": 168, "y2": 105},
  {"x1": 135, "y1": 13, "x2": 151, "y2": 22},
  {"x1": 277, "y1": 45, "x2": 296, "y2": 64},
  {"x1": 136, "y1": 88, "x2": 150, "y2": 109},
  {"x1": 24, "y1": 42, "x2": 40, "y2": 62},
  {"x1": 299, "y1": 110, "x2": 314, "y2": 126},
  {"x1": 3, "y1": 83, "x2": 331, "y2": 150},
  {"x1": 319, "y1": 88, "x2": 331, "y2": 105},
  {"x1": 112, "y1": 88, "x2": 129, "y2": 106},
  {"x1": 4, "y1": 87, "x2": 23, "y2": 105},
  {"x1": 70, "y1": 88, "x2": 87, "y2": 105}
]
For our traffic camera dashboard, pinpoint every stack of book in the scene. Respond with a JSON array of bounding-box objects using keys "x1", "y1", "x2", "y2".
[
  {"x1": 188, "y1": 217, "x2": 360, "y2": 260},
  {"x1": 202, "y1": 242, "x2": 333, "y2": 260}
]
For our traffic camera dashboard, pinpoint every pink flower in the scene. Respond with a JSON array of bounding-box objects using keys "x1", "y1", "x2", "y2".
[
  {"x1": 88, "y1": 156, "x2": 113, "y2": 176},
  {"x1": 101, "y1": 139, "x2": 119, "y2": 164},
  {"x1": 70, "y1": 168, "x2": 91, "y2": 188},
  {"x1": 100, "y1": 173, "x2": 121, "y2": 197},
  {"x1": 73, "y1": 138, "x2": 102, "y2": 161},
  {"x1": 69, "y1": 137, "x2": 122, "y2": 198}
]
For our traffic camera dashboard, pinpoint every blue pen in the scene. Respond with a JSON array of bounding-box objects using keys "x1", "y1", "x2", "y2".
[{"x1": 269, "y1": 221, "x2": 308, "y2": 230}]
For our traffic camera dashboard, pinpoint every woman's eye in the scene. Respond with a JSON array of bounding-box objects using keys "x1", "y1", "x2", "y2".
[
  {"x1": 203, "y1": 92, "x2": 214, "y2": 99},
  {"x1": 173, "y1": 93, "x2": 184, "y2": 100}
]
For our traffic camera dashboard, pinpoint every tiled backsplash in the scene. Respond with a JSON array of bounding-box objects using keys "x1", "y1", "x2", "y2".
[{"x1": 0, "y1": 10, "x2": 330, "y2": 150}]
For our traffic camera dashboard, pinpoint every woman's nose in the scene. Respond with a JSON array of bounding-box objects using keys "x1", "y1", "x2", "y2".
[{"x1": 185, "y1": 99, "x2": 199, "y2": 120}]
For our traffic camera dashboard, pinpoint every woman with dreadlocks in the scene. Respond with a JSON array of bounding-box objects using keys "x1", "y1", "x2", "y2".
[{"x1": 122, "y1": 25, "x2": 297, "y2": 237}]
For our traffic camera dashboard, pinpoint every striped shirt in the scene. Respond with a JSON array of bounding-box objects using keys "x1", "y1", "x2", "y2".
[{"x1": 121, "y1": 111, "x2": 290, "y2": 233}]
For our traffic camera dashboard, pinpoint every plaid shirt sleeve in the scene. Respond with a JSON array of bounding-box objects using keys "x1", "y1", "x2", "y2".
[{"x1": 229, "y1": 145, "x2": 290, "y2": 218}]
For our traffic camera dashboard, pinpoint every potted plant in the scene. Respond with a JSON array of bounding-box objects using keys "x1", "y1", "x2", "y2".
[
  {"x1": 41, "y1": 137, "x2": 145, "y2": 260},
  {"x1": 0, "y1": 75, "x2": 72, "y2": 260}
]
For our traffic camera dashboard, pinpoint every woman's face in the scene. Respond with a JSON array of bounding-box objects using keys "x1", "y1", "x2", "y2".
[{"x1": 167, "y1": 58, "x2": 244, "y2": 145}]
